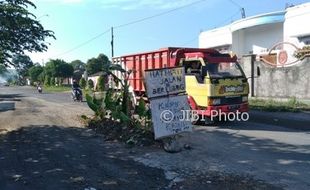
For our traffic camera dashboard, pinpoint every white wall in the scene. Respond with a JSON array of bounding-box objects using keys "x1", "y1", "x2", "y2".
[
  {"x1": 232, "y1": 23, "x2": 283, "y2": 56},
  {"x1": 199, "y1": 26, "x2": 232, "y2": 48},
  {"x1": 284, "y1": 3, "x2": 310, "y2": 46}
]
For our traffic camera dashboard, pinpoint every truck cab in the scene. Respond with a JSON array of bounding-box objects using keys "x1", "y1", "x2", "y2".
[{"x1": 180, "y1": 51, "x2": 249, "y2": 117}]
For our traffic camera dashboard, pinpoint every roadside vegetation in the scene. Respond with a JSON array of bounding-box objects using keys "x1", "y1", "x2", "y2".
[
  {"x1": 43, "y1": 85, "x2": 72, "y2": 93},
  {"x1": 81, "y1": 62, "x2": 157, "y2": 146},
  {"x1": 249, "y1": 97, "x2": 310, "y2": 112}
]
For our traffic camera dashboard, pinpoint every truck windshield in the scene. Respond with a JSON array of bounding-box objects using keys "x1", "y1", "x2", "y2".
[{"x1": 206, "y1": 62, "x2": 244, "y2": 78}]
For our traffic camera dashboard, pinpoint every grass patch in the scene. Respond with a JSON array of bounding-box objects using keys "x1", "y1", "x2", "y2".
[
  {"x1": 43, "y1": 86, "x2": 72, "y2": 93},
  {"x1": 249, "y1": 97, "x2": 310, "y2": 112}
]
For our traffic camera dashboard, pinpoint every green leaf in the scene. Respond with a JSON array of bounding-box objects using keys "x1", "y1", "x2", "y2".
[{"x1": 86, "y1": 93, "x2": 99, "y2": 113}]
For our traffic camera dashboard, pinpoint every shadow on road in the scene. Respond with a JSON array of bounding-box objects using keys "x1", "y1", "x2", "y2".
[
  {"x1": 0, "y1": 93, "x2": 24, "y2": 99},
  {"x1": 189, "y1": 127, "x2": 310, "y2": 189},
  {"x1": 0, "y1": 125, "x2": 168, "y2": 190},
  {"x1": 196, "y1": 120, "x2": 306, "y2": 132}
]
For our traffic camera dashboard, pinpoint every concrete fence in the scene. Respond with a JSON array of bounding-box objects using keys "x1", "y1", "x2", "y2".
[{"x1": 241, "y1": 55, "x2": 310, "y2": 99}]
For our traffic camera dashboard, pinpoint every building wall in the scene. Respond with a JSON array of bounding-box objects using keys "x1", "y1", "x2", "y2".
[
  {"x1": 199, "y1": 26, "x2": 232, "y2": 49},
  {"x1": 284, "y1": 3, "x2": 310, "y2": 45},
  {"x1": 232, "y1": 23, "x2": 283, "y2": 57},
  {"x1": 242, "y1": 55, "x2": 310, "y2": 99}
]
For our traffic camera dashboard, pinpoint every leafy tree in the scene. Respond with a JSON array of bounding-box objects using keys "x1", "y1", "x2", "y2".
[
  {"x1": 86, "y1": 54, "x2": 110, "y2": 75},
  {"x1": 0, "y1": 64, "x2": 8, "y2": 74},
  {"x1": 79, "y1": 78, "x2": 86, "y2": 89},
  {"x1": 0, "y1": 0, "x2": 55, "y2": 67},
  {"x1": 70, "y1": 60, "x2": 85, "y2": 71},
  {"x1": 44, "y1": 75, "x2": 51, "y2": 86},
  {"x1": 70, "y1": 60, "x2": 85, "y2": 80},
  {"x1": 28, "y1": 65, "x2": 43, "y2": 82},
  {"x1": 12, "y1": 54, "x2": 33, "y2": 84},
  {"x1": 50, "y1": 77, "x2": 55, "y2": 86},
  {"x1": 44, "y1": 59, "x2": 73, "y2": 85},
  {"x1": 59, "y1": 63, "x2": 74, "y2": 78}
]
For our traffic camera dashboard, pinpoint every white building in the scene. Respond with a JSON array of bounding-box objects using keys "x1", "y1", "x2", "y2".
[{"x1": 199, "y1": 2, "x2": 310, "y2": 64}]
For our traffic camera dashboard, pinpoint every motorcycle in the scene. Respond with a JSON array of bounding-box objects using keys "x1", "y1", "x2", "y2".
[
  {"x1": 72, "y1": 88, "x2": 83, "y2": 102},
  {"x1": 37, "y1": 86, "x2": 42, "y2": 93}
]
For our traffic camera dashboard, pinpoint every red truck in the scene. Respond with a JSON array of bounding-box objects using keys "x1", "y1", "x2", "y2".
[{"x1": 112, "y1": 47, "x2": 249, "y2": 122}]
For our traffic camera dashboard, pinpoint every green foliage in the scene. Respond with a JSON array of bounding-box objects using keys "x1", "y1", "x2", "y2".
[
  {"x1": 87, "y1": 79, "x2": 94, "y2": 90},
  {"x1": 44, "y1": 75, "x2": 51, "y2": 86},
  {"x1": 50, "y1": 77, "x2": 55, "y2": 86},
  {"x1": 44, "y1": 59, "x2": 73, "y2": 86},
  {"x1": 84, "y1": 60, "x2": 153, "y2": 146},
  {"x1": 86, "y1": 93, "x2": 105, "y2": 120},
  {"x1": 12, "y1": 54, "x2": 33, "y2": 84},
  {"x1": 79, "y1": 78, "x2": 86, "y2": 89},
  {"x1": 28, "y1": 65, "x2": 43, "y2": 82},
  {"x1": 0, "y1": 64, "x2": 7, "y2": 74},
  {"x1": 97, "y1": 75, "x2": 106, "y2": 91},
  {"x1": 70, "y1": 60, "x2": 85, "y2": 80},
  {"x1": 86, "y1": 53, "x2": 110, "y2": 75},
  {"x1": 249, "y1": 97, "x2": 310, "y2": 112},
  {"x1": 0, "y1": 0, "x2": 55, "y2": 67},
  {"x1": 44, "y1": 59, "x2": 73, "y2": 78},
  {"x1": 70, "y1": 60, "x2": 85, "y2": 71},
  {"x1": 87, "y1": 79, "x2": 94, "y2": 89}
]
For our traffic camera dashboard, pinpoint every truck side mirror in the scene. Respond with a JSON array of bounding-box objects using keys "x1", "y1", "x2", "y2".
[{"x1": 257, "y1": 66, "x2": 261, "y2": 77}]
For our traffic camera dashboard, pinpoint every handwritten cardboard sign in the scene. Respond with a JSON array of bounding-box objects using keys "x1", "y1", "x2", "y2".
[
  {"x1": 144, "y1": 67, "x2": 186, "y2": 98},
  {"x1": 150, "y1": 95, "x2": 192, "y2": 139}
]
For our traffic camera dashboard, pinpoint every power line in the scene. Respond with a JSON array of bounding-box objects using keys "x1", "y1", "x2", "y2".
[
  {"x1": 227, "y1": 0, "x2": 246, "y2": 18},
  {"x1": 53, "y1": 0, "x2": 208, "y2": 58},
  {"x1": 114, "y1": 0, "x2": 208, "y2": 29},
  {"x1": 54, "y1": 29, "x2": 110, "y2": 57},
  {"x1": 227, "y1": 0, "x2": 242, "y2": 8}
]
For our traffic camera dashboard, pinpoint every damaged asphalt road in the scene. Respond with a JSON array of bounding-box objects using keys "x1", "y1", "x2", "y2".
[{"x1": 0, "y1": 86, "x2": 309, "y2": 190}]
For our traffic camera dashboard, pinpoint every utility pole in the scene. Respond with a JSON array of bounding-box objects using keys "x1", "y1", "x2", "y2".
[
  {"x1": 111, "y1": 27, "x2": 114, "y2": 58},
  {"x1": 241, "y1": 8, "x2": 246, "y2": 18}
]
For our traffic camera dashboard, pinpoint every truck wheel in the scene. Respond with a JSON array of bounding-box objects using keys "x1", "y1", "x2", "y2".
[
  {"x1": 191, "y1": 115, "x2": 201, "y2": 125},
  {"x1": 203, "y1": 117, "x2": 215, "y2": 125}
]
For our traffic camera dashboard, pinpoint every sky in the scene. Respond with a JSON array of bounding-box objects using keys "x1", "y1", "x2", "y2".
[{"x1": 28, "y1": 0, "x2": 310, "y2": 64}]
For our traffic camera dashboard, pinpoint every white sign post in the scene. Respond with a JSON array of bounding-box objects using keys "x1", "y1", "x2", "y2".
[
  {"x1": 150, "y1": 95, "x2": 192, "y2": 139},
  {"x1": 144, "y1": 67, "x2": 186, "y2": 98},
  {"x1": 144, "y1": 67, "x2": 192, "y2": 140}
]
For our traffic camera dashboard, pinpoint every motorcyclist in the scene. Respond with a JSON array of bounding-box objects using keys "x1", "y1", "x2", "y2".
[
  {"x1": 37, "y1": 82, "x2": 42, "y2": 93},
  {"x1": 72, "y1": 80, "x2": 82, "y2": 100}
]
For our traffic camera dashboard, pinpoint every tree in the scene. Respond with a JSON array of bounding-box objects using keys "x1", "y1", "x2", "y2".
[
  {"x1": 0, "y1": 0, "x2": 55, "y2": 67},
  {"x1": 79, "y1": 78, "x2": 86, "y2": 89},
  {"x1": 44, "y1": 59, "x2": 73, "y2": 85},
  {"x1": 70, "y1": 60, "x2": 86, "y2": 80},
  {"x1": 28, "y1": 65, "x2": 43, "y2": 82},
  {"x1": 86, "y1": 54, "x2": 110, "y2": 75},
  {"x1": 44, "y1": 75, "x2": 51, "y2": 86},
  {"x1": 0, "y1": 64, "x2": 8, "y2": 74},
  {"x1": 12, "y1": 54, "x2": 33, "y2": 84},
  {"x1": 70, "y1": 60, "x2": 85, "y2": 71}
]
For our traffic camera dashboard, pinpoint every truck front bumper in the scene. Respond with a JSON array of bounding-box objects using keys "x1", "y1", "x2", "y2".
[{"x1": 197, "y1": 103, "x2": 249, "y2": 117}]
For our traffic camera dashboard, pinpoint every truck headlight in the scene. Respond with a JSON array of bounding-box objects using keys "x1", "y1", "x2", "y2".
[
  {"x1": 209, "y1": 98, "x2": 221, "y2": 105},
  {"x1": 242, "y1": 96, "x2": 248, "y2": 102}
]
